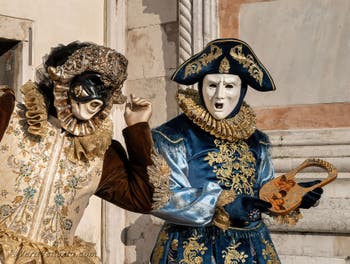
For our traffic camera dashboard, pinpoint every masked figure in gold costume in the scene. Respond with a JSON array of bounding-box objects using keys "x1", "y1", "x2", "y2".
[{"x1": 0, "y1": 42, "x2": 168, "y2": 263}]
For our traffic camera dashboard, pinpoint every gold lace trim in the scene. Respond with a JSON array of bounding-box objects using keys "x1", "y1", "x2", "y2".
[
  {"x1": 0, "y1": 227, "x2": 100, "y2": 263},
  {"x1": 272, "y1": 209, "x2": 303, "y2": 225},
  {"x1": 148, "y1": 152, "x2": 171, "y2": 210},
  {"x1": 176, "y1": 88, "x2": 256, "y2": 142},
  {"x1": 21, "y1": 82, "x2": 112, "y2": 162},
  {"x1": 67, "y1": 118, "x2": 113, "y2": 163},
  {"x1": 53, "y1": 83, "x2": 114, "y2": 136},
  {"x1": 21, "y1": 80, "x2": 48, "y2": 137},
  {"x1": 213, "y1": 190, "x2": 236, "y2": 230}
]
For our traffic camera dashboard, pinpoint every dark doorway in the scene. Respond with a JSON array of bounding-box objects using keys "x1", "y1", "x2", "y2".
[{"x1": 0, "y1": 38, "x2": 22, "y2": 93}]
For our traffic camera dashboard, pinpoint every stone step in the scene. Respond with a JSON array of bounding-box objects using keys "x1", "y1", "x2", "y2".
[
  {"x1": 264, "y1": 196, "x2": 350, "y2": 233},
  {"x1": 270, "y1": 233, "x2": 350, "y2": 257},
  {"x1": 267, "y1": 128, "x2": 350, "y2": 146},
  {"x1": 279, "y1": 255, "x2": 350, "y2": 264}
]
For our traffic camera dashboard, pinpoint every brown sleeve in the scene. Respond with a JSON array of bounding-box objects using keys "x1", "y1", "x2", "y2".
[
  {"x1": 0, "y1": 88, "x2": 15, "y2": 141},
  {"x1": 95, "y1": 122, "x2": 154, "y2": 213}
]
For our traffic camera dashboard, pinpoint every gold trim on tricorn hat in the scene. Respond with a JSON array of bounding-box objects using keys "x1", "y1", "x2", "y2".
[{"x1": 172, "y1": 38, "x2": 276, "y2": 92}]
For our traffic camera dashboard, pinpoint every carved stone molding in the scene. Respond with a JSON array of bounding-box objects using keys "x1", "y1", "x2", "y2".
[
  {"x1": 179, "y1": 0, "x2": 192, "y2": 64},
  {"x1": 0, "y1": 15, "x2": 34, "y2": 101},
  {"x1": 101, "y1": 1, "x2": 127, "y2": 263},
  {"x1": 178, "y1": 0, "x2": 219, "y2": 64},
  {"x1": 264, "y1": 128, "x2": 350, "y2": 234}
]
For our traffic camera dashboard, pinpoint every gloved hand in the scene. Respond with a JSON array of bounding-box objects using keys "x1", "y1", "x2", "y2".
[
  {"x1": 298, "y1": 180, "x2": 323, "y2": 209},
  {"x1": 224, "y1": 196, "x2": 271, "y2": 225}
]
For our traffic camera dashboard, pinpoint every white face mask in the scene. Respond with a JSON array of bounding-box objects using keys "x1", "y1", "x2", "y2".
[
  {"x1": 202, "y1": 74, "x2": 242, "y2": 120},
  {"x1": 70, "y1": 87, "x2": 104, "y2": 121}
]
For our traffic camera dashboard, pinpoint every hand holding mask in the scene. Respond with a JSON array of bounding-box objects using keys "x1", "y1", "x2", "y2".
[{"x1": 259, "y1": 158, "x2": 337, "y2": 215}]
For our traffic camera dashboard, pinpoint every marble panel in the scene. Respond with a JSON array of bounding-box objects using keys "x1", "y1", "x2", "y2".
[
  {"x1": 272, "y1": 233, "x2": 350, "y2": 257},
  {"x1": 279, "y1": 255, "x2": 349, "y2": 264},
  {"x1": 127, "y1": 23, "x2": 178, "y2": 80},
  {"x1": 128, "y1": 0, "x2": 177, "y2": 29},
  {"x1": 126, "y1": 76, "x2": 179, "y2": 127},
  {"x1": 240, "y1": 0, "x2": 350, "y2": 107}
]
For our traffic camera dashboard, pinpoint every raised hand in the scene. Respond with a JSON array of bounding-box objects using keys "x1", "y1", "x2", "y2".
[{"x1": 124, "y1": 94, "x2": 152, "y2": 126}]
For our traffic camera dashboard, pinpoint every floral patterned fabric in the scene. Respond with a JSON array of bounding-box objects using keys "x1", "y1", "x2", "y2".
[
  {"x1": 0, "y1": 105, "x2": 103, "y2": 247},
  {"x1": 0, "y1": 84, "x2": 157, "y2": 263},
  {"x1": 0, "y1": 228, "x2": 100, "y2": 264}
]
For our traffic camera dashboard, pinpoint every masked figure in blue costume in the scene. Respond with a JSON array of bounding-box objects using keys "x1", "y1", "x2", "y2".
[{"x1": 149, "y1": 38, "x2": 323, "y2": 264}]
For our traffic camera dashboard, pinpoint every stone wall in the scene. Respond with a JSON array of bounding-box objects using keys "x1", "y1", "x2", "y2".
[
  {"x1": 0, "y1": 0, "x2": 104, "y2": 67},
  {"x1": 123, "y1": 0, "x2": 178, "y2": 263},
  {"x1": 126, "y1": 0, "x2": 179, "y2": 129},
  {"x1": 237, "y1": 0, "x2": 350, "y2": 263},
  {"x1": 266, "y1": 128, "x2": 350, "y2": 263}
]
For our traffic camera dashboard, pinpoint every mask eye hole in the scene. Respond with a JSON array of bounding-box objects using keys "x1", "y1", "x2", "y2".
[
  {"x1": 209, "y1": 83, "x2": 217, "y2": 88},
  {"x1": 73, "y1": 86, "x2": 83, "y2": 97},
  {"x1": 90, "y1": 101, "x2": 100, "y2": 108},
  {"x1": 225, "y1": 84, "x2": 234, "y2": 89}
]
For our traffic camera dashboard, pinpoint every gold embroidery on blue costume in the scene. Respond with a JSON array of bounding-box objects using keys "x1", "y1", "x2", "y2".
[
  {"x1": 151, "y1": 227, "x2": 169, "y2": 264},
  {"x1": 222, "y1": 240, "x2": 248, "y2": 264},
  {"x1": 180, "y1": 230, "x2": 208, "y2": 264},
  {"x1": 262, "y1": 238, "x2": 280, "y2": 264},
  {"x1": 205, "y1": 139, "x2": 256, "y2": 195}
]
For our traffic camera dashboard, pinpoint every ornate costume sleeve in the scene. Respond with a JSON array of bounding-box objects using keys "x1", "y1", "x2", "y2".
[
  {"x1": 151, "y1": 130, "x2": 223, "y2": 226},
  {"x1": 0, "y1": 87, "x2": 15, "y2": 141},
  {"x1": 256, "y1": 139, "x2": 275, "y2": 189},
  {"x1": 94, "y1": 122, "x2": 155, "y2": 213}
]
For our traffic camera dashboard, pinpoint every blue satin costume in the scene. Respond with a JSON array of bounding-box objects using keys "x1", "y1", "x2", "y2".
[
  {"x1": 150, "y1": 38, "x2": 281, "y2": 263},
  {"x1": 150, "y1": 114, "x2": 281, "y2": 264}
]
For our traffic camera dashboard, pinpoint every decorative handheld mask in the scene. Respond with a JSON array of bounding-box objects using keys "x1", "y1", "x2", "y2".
[{"x1": 259, "y1": 158, "x2": 337, "y2": 215}]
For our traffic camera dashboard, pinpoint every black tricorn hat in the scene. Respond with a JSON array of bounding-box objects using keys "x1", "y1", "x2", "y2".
[{"x1": 171, "y1": 38, "x2": 276, "y2": 92}]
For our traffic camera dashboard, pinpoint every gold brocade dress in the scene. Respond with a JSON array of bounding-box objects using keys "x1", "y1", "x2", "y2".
[
  {"x1": 0, "y1": 104, "x2": 102, "y2": 263},
  {"x1": 0, "y1": 86, "x2": 162, "y2": 263}
]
